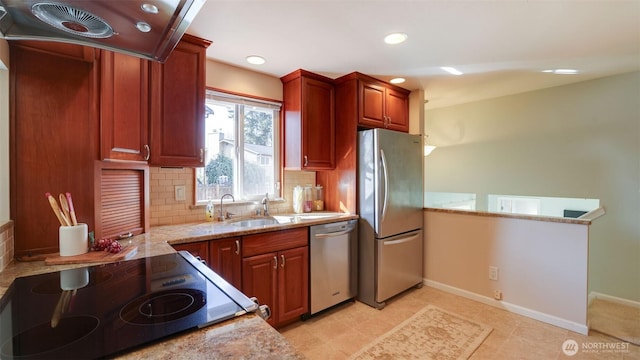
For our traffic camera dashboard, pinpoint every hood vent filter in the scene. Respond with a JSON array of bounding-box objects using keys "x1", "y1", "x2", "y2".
[{"x1": 31, "y1": 2, "x2": 113, "y2": 39}]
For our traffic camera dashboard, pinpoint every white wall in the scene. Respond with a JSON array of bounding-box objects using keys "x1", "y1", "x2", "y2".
[
  {"x1": 0, "y1": 39, "x2": 9, "y2": 223},
  {"x1": 424, "y1": 210, "x2": 589, "y2": 334},
  {"x1": 424, "y1": 72, "x2": 640, "y2": 302}
]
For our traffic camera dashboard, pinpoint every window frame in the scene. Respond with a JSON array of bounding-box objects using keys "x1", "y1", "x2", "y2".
[{"x1": 195, "y1": 88, "x2": 282, "y2": 204}]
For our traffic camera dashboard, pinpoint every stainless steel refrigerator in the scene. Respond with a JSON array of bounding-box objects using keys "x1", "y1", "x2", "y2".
[{"x1": 357, "y1": 128, "x2": 424, "y2": 309}]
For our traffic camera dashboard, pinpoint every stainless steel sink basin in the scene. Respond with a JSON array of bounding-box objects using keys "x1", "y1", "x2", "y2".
[{"x1": 230, "y1": 218, "x2": 279, "y2": 227}]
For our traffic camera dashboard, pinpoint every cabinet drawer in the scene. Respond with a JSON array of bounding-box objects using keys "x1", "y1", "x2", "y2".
[{"x1": 243, "y1": 228, "x2": 309, "y2": 257}]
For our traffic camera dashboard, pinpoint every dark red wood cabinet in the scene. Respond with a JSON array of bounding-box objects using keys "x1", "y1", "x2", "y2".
[
  {"x1": 281, "y1": 69, "x2": 335, "y2": 170},
  {"x1": 149, "y1": 34, "x2": 211, "y2": 167}
]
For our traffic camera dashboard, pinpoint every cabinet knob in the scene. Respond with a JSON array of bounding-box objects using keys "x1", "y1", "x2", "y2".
[{"x1": 143, "y1": 144, "x2": 150, "y2": 161}]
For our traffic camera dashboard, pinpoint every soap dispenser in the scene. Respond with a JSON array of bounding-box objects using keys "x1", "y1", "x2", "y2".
[{"x1": 205, "y1": 200, "x2": 214, "y2": 221}]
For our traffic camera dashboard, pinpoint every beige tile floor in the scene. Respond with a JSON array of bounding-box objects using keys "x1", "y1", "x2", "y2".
[{"x1": 279, "y1": 286, "x2": 640, "y2": 360}]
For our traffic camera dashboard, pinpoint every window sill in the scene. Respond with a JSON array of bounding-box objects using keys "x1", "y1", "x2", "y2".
[{"x1": 190, "y1": 198, "x2": 286, "y2": 210}]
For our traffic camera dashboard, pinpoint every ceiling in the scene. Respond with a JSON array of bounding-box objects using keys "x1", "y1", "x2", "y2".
[{"x1": 187, "y1": 1, "x2": 640, "y2": 109}]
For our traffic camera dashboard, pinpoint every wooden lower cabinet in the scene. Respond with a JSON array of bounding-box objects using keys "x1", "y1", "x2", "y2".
[
  {"x1": 172, "y1": 241, "x2": 209, "y2": 264},
  {"x1": 241, "y1": 228, "x2": 309, "y2": 328},
  {"x1": 209, "y1": 237, "x2": 242, "y2": 289}
]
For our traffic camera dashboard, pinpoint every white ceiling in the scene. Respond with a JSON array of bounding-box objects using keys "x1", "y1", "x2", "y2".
[{"x1": 188, "y1": 1, "x2": 640, "y2": 109}]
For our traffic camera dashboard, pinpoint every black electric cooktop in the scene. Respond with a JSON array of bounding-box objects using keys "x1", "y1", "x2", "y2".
[{"x1": 0, "y1": 251, "x2": 258, "y2": 359}]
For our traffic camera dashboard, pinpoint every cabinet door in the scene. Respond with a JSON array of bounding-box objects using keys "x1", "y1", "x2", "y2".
[
  {"x1": 173, "y1": 241, "x2": 209, "y2": 264},
  {"x1": 149, "y1": 35, "x2": 209, "y2": 167},
  {"x1": 9, "y1": 42, "x2": 98, "y2": 257},
  {"x1": 384, "y1": 87, "x2": 410, "y2": 132},
  {"x1": 100, "y1": 51, "x2": 150, "y2": 162},
  {"x1": 359, "y1": 80, "x2": 386, "y2": 128},
  {"x1": 302, "y1": 77, "x2": 335, "y2": 169},
  {"x1": 242, "y1": 253, "x2": 278, "y2": 326},
  {"x1": 209, "y1": 237, "x2": 242, "y2": 289},
  {"x1": 277, "y1": 246, "x2": 309, "y2": 324}
]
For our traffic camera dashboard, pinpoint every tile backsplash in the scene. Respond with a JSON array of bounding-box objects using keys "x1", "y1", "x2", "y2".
[
  {"x1": 150, "y1": 167, "x2": 316, "y2": 226},
  {"x1": 0, "y1": 221, "x2": 14, "y2": 271}
]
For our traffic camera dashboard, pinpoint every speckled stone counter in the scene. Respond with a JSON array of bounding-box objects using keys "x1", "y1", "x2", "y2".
[
  {"x1": 118, "y1": 315, "x2": 304, "y2": 359},
  {"x1": 0, "y1": 213, "x2": 357, "y2": 359}
]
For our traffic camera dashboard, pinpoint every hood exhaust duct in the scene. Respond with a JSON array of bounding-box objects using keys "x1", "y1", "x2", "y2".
[{"x1": 0, "y1": 0, "x2": 206, "y2": 63}]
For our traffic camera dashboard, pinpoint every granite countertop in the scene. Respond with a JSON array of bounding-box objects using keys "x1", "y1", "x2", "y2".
[{"x1": 0, "y1": 212, "x2": 357, "y2": 359}]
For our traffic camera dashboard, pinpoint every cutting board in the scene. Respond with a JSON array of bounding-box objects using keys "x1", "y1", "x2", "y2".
[{"x1": 44, "y1": 245, "x2": 138, "y2": 265}]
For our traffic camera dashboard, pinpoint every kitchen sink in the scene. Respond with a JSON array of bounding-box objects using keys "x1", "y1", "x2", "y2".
[{"x1": 230, "y1": 218, "x2": 279, "y2": 227}]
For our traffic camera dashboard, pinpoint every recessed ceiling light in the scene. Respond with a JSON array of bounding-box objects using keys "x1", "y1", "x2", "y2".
[
  {"x1": 542, "y1": 69, "x2": 578, "y2": 75},
  {"x1": 141, "y1": 4, "x2": 159, "y2": 14},
  {"x1": 136, "y1": 22, "x2": 152, "y2": 33},
  {"x1": 389, "y1": 77, "x2": 405, "y2": 84},
  {"x1": 246, "y1": 55, "x2": 266, "y2": 65},
  {"x1": 384, "y1": 33, "x2": 408, "y2": 45},
  {"x1": 441, "y1": 67, "x2": 463, "y2": 76}
]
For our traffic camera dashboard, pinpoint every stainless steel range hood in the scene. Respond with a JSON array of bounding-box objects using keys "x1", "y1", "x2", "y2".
[{"x1": 0, "y1": 0, "x2": 206, "y2": 62}]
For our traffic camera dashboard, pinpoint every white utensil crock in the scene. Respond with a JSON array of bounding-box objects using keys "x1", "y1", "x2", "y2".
[{"x1": 59, "y1": 223, "x2": 88, "y2": 256}]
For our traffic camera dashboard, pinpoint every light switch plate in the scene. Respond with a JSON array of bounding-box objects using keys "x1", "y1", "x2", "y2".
[{"x1": 175, "y1": 185, "x2": 186, "y2": 201}]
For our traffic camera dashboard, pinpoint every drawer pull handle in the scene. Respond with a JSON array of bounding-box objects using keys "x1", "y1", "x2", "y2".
[{"x1": 235, "y1": 240, "x2": 240, "y2": 255}]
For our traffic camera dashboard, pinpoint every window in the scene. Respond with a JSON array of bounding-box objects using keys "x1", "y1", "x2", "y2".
[{"x1": 195, "y1": 90, "x2": 281, "y2": 203}]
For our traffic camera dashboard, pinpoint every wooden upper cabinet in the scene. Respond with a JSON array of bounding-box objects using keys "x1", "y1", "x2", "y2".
[
  {"x1": 281, "y1": 69, "x2": 335, "y2": 170},
  {"x1": 149, "y1": 34, "x2": 212, "y2": 167},
  {"x1": 341, "y1": 72, "x2": 410, "y2": 132},
  {"x1": 100, "y1": 51, "x2": 150, "y2": 162}
]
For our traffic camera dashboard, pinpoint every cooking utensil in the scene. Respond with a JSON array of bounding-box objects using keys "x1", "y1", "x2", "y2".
[
  {"x1": 59, "y1": 193, "x2": 71, "y2": 223},
  {"x1": 45, "y1": 192, "x2": 71, "y2": 226},
  {"x1": 66, "y1": 192, "x2": 78, "y2": 226}
]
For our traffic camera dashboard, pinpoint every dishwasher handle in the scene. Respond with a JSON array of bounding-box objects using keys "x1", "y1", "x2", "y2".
[{"x1": 314, "y1": 229, "x2": 353, "y2": 238}]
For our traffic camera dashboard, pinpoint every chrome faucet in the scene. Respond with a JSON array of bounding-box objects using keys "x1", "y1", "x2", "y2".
[
  {"x1": 219, "y1": 193, "x2": 235, "y2": 221},
  {"x1": 261, "y1": 193, "x2": 270, "y2": 216}
]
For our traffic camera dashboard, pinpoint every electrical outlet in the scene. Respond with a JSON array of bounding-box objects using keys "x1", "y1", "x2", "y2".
[
  {"x1": 174, "y1": 185, "x2": 186, "y2": 201},
  {"x1": 489, "y1": 266, "x2": 498, "y2": 281},
  {"x1": 494, "y1": 290, "x2": 503, "y2": 300}
]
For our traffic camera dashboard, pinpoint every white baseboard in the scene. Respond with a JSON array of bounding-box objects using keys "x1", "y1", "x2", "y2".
[
  {"x1": 423, "y1": 279, "x2": 589, "y2": 335},
  {"x1": 589, "y1": 291, "x2": 640, "y2": 309}
]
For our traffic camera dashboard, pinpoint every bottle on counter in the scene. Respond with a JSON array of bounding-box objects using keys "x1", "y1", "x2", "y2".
[
  {"x1": 303, "y1": 185, "x2": 313, "y2": 213},
  {"x1": 293, "y1": 186, "x2": 304, "y2": 213},
  {"x1": 313, "y1": 185, "x2": 324, "y2": 211},
  {"x1": 205, "y1": 200, "x2": 214, "y2": 221}
]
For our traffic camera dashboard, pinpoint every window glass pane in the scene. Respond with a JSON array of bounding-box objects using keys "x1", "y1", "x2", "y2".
[
  {"x1": 242, "y1": 105, "x2": 274, "y2": 198},
  {"x1": 196, "y1": 100, "x2": 236, "y2": 201}
]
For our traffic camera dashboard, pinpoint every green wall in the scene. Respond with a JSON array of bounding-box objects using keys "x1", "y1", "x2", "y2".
[{"x1": 425, "y1": 72, "x2": 640, "y2": 302}]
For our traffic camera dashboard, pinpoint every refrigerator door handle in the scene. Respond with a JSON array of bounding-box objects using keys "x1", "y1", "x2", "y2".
[
  {"x1": 382, "y1": 232, "x2": 421, "y2": 246},
  {"x1": 380, "y1": 149, "x2": 389, "y2": 222}
]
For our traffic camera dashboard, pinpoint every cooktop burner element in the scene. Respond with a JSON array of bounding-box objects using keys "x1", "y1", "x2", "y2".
[
  {"x1": 120, "y1": 289, "x2": 206, "y2": 325},
  {"x1": 0, "y1": 315, "x2": 99, "y2": 358},
  {"x1": 0, "y1": 252, "x2": 259, "y2": 359}
]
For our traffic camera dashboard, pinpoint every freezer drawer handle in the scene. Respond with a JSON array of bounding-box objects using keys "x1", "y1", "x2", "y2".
[
  {"x1": 382, "y1": 233, "x2": 421, "y2": 246},
  {"x1": 314, "y1": 229, "x2": 353, "y2": 238}
]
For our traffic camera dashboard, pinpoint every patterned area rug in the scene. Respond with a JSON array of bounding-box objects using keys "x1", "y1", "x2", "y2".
[
  {"x1": 349, "y1": 305, "x2": 492, "y2": 360},
  {"x1": 589, "y1": 298, "x2": 640, "y2": 346}
]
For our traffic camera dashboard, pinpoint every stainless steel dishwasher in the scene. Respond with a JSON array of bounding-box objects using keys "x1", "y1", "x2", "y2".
[{"x1": 309, "y1": 220, "x2": 358, "y2": 315}]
